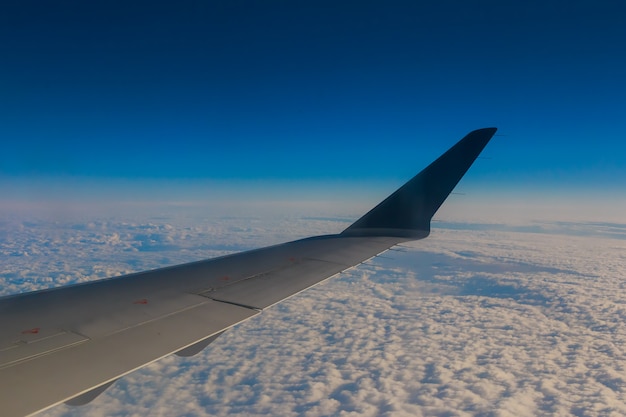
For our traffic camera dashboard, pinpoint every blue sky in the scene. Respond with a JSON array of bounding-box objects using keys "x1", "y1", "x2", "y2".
[{"x1": 1, "y1": 1, "x2": 625, "y2": 205}]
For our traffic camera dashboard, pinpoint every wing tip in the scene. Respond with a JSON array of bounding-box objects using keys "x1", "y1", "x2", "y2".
[
  {"x1": 466, "y1": 127, "x2": 498, "y2": 140},
  {"x1": 342, "y1": 127, "x2": 496, "y2": 239},
  {"x1": 475, "y1": 127, "x2": 498, "y2": 132}
]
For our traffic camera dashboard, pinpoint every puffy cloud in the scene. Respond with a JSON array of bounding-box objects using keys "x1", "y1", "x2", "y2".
[{"x1": 2, "y1": 204, "x2": 626, "y2": 416}]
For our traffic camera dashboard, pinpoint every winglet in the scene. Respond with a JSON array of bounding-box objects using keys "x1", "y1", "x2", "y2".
[{"x1": 341, "y1": 128, "x2": 497, "y2": 239}]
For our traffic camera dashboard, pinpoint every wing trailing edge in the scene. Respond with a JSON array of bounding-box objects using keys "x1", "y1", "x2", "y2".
[{"x1": 341, "y1": 127, "x2": 497, "y2": 238}]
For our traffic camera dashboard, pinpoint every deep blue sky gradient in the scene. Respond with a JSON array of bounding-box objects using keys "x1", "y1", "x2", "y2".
[{"x1": 1, "y1": 1, "x2": 625, "y2": 198}]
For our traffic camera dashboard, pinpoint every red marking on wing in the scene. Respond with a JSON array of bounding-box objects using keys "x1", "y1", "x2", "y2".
[
  {"x1": 21, "y1": 328, "x2": 40, "y2": 335},
  {"x1": 289, "y1": 257, "x2": 296, "y2": 262},
  {"x1": 219, "y1": 276, "x2": 231, "y2": 281},
  {"x1": 133, "y1": 299, "x2": 148, "y2": 305}
]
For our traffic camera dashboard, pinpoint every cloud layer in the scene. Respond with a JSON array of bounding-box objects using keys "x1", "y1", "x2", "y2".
[{"x1": 2, "y1": 205, "x2": 626, "y2": 416}]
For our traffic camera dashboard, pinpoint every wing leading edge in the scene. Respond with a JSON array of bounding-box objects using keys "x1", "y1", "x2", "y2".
[{"x1": 0, "y1": 128, "x2": 496, "y2": 416}]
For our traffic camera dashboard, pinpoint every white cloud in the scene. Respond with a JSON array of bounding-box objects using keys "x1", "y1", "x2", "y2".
[{"x1": 2, "y1": 204, "x2": 626, "y2": 416}]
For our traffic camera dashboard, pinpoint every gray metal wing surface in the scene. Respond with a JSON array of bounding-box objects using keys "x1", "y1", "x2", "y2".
[{"x1": 0, "y1": 128, "x2": 496, "y2": 416}]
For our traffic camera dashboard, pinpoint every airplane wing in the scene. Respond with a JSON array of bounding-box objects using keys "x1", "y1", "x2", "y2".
[{"x1": 0, "y1": 128, "x2": 496, "y2": 416}]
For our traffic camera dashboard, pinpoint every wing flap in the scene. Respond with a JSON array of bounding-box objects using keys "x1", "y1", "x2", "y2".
[
  {"x1": 205, "y1": 236, "x2": 400, "y2": 309},
  {"x1": 205, "y1": 258, "x2": 346, "y2": 309},
  {"x1": 0, "y1": 330, "x2": 88, "y2": 369},
  {"x1": 0, "y1": 300, "x2": 258, "y2": 417}
]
